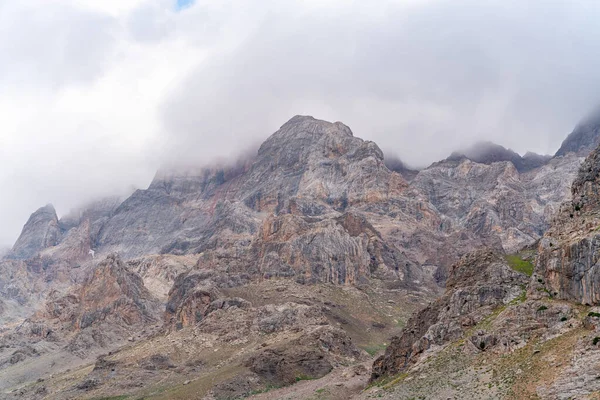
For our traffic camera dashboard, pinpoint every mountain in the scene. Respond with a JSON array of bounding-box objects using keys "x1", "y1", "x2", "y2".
[
  {"x1": 0, "y1": 114, "x2": 595, "y2": 399},
  {"x1": 555, "y1": 111, "x2": 600, "y2": 157},
  {"x1": 3, "y1": 117, "x2": 582, "y2": 282},
  {"x1": 383, "y1": 154, "x2": 419, "y2": 181},
  {"x1": 534, "y1": 139, "x2": 600, "y2": 304},
  {"x1": 448, "y1": 141, "x2": 552, "y2": 173},
  {"x1": 6, "y1": 204, "x2": 61, "y2": 260},
  {"x1": 366, "y1": 135, "x2": 600, "y2": 399},
  {"x1": 371, "y1": 249, "x2": 529, "y2": 381}
]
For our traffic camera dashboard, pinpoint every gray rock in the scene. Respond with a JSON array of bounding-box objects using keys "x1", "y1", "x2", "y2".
[
  {"x1": 371, "y1": 249, "x2": 529, "y2": 381},
  {"x1": 6, "y1": 204, "x2": 61, "y2": 260},
  {"x1": 555, "y1": 112, "x2": 600, "y2": 157}
]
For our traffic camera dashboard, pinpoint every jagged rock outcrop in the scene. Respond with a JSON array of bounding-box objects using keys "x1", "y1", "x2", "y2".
[
  {"x1": 238, "y1": 116, "x2": 406, "y2": 212},
  {"x1": 449, "y1": 141, "x2": 551, "y2": 173},
  {"x1": 383, "y1": 153, "x2": 419, "y2": 181},
  {"x1": 43, "y1": 254, "x2": 161, "y2": 330},
  {"x1": 411, "y1": 153, "x2": 582, "y2": 255},
  {"x1": 6, "y1": 205, "x2": 61, "y2": 260},
  {"x1": 126, "y1": 254, "x2": 196, "y2": 300},
  {"x1": 164, "y1": 270, "x2": 222, "y2": 328},
  {"x1": 244, "y1": 325, "x2": 361, "y2": 387},
  {"x1": 251, "y1": 212, "x2": 414, "y2": 285},
  {"x1": 6, "y1": 116, "x2": 584, "y2": 283},
  {"x1": 0, "y1": 254, "x2": 162, "y2": 376},
  {"x1": 371, "y1": 249, "x2": 528, "y2": 381},
  {"x1": 535, "y1": 142, "x2": 600, "y2": 304},
  {"x1": 556, "y1": 111, "x2": 600, "y2": 157}
]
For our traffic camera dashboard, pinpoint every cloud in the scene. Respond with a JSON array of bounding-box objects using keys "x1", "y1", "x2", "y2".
[
  {"x1": 160, "y1": 0, "x2": 600, "y2": 166},
  {"x1": 1, "y1": 0, "x2": 600, "y2": 246},
  {"x1": 0, "y1": 1, "x2": 118, "y2": 90}
]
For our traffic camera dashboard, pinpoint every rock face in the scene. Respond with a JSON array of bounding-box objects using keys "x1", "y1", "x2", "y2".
[
  {"x1": 0, "y1": 116, "x2": 585, "y2": 322},
  {"x1": 384, "y1": 154, "x2": 419, "y2": 181},
  {"x1": 371, "y1": 249, "x2": 529, "y2": 381},
  {"x1": 238, "y1": 116, "x2": 405, "y2": 211},
  {"x1": 449, "y1": 141, "x2": 551, "y2": 173},
  {"x1": 13, "y1": 116, "x2": 421, "y2": 289},
  {"x1": 535, "y1": 142, "x2": 600, "y2": 305},
  {"x1": 252, "y1": 212, "x2": 412, "y2": 285},
  {"x1": 411, "y1": 153, "x2": 582, "y2": 255},
  {"x1": 555, "y1": 112, "x2": 600, "y2": 157},
  {"x1": 3, "y1": 114, "x2": 600, "y2": 400},
  {"x1": 7, "y1": 205, "x2": 61, "y2": 260},
  {"x1": 43, "y1": 253, "x2": 161, "y2": 330}
]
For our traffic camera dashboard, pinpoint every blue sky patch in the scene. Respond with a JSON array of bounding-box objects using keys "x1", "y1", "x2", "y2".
[{"x1": 176, "y1": 0, "x2": 195, "y2": 11}]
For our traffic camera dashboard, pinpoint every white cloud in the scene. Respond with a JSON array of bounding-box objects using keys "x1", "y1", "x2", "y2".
[{"x1": 1, "y1": 0, "x2": 600, "y2": 245}]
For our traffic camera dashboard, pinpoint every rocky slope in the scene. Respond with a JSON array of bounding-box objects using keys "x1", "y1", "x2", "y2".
[
  {"x1": 2, "y1": 116, "x2": 583, "y2": 291},
  {"x1": 555, "y1": 110, "x2": 600, "y2": 157},
  {"x1": 366, "y1": 133, "x2": 600, "y2": 399},
  {"x1": 534, "y1": 139, "x2": 600, "y2": 305},
  {"x1": 363, "y1": 246, "x2": 597, "y2": 399},
  {"x1": 371, "y1": 249, "x2": 529, "y2": 381},
  {"x1": 448, "y1": 141, "x2": 552, "y2": 173},
  {"x1": 7, "y1": 205, "x2": 62, "y2": 260},
  {"x1": 0, "y1": 114, "x2": 597, "y2": 399}
]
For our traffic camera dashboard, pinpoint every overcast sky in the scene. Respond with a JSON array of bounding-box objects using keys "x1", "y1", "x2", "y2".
[{"x1": 1, "y1": 0, "x2": 600, "y2": 246}]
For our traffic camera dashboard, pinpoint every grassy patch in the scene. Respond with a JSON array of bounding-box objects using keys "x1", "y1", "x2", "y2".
[
  {"x1": 295, "y1": 375, "x2": 317, "y2": 382},
  {"x1": 505, "y1": 255, "x2": 534, "y2": 276},
  {"x1": 247, "y1": 384, "x2": 280, "y2": 396},
  {"x1": 381, "y1": 372, "x2": 410, "y2": 389},
  {"x1": 510, "y1": 287, "x2": 527, "y2": 305},
  {"x1": 588, "y1": 312, "x2": 600, "y2": 318},
  {"x1": 362, "y1": 343, "x2": 388, "y2": 357}
]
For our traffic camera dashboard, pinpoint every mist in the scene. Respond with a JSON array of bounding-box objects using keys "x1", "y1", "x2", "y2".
[{"x1": 1, "y1": 0, "x2": 600, "y2": 246}]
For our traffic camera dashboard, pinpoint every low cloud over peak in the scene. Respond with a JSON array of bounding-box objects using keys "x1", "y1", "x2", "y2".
[{"x1": 1, "y1": 0, "x2": 600, "y2": 245}]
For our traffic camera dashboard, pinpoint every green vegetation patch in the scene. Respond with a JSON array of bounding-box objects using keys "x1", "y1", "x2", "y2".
[
  {"x1": 505, "y1": 254, "x2": 534, "y2": 277},
  {"x1": 588, "y1": 312, "x2": 600, "y2": 318},
  {"x1": 247, "y1": 384, "x2": 280, "y2": 397},
  {"x1": 295, "y1": 375, "x2": 317, "y2": 382},
  {"x1": 362, "y1": 343, "x2": 388, "y2": 357},
  {"x1": 91, "y1": 396, "x2": 128, "y2": 400}
]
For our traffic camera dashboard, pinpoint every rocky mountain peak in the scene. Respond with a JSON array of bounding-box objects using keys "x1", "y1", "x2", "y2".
[
  {"x1": 255, "y1": 115, "x2": 364, "y2": 170},
  {"x1": 448, "y1": 141, "x2": 550, "y2": 172},
  {"x1": 555, "y1": 111, "x2": 600, "y2": 157},
  {"x1": 82, "y1": 254, "x2": 146, "y2": 298},
  {"x1": 6, "y1": 204, "x2": 61, "y2": 260},
  {"x1": 571, "y1": 143, "x2": 600, "y2": 211},
  {"x1": 238, "y1": 115, "x2": 392, "y2": 213},
  {"x1": 0, "y1": 114, "x2": 597, "y2": 400},
  {"x1": 278, "y1": 115, "x2": 354, "y2": 137},
  {"x1": 384, "y1": 153, "x2": 419, "y2": 181}
]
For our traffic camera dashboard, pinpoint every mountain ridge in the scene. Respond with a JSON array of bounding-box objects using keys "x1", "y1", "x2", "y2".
[{"x1": 1, "y1": 113, "x2": 599, "y2": 399}]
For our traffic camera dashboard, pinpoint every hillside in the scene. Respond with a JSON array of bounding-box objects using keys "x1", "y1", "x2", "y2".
[{"x1": 0, "y1": 114, "x2": 596, "y2": 399}]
